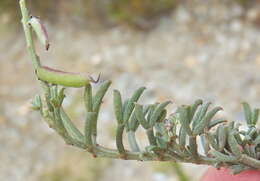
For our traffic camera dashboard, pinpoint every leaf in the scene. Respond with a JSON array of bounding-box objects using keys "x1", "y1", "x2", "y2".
[
  {"x1": 127, "y1": 131, "x2": 140, "y2": 152},
  {"x1": 84, "y1": 112, "x2": 97, "y2": 147},
  {"x1": 31, "y1": 94, "x2": 42, "y2": 110},
  {"x1": 116, "y1": 124, "x2": 126, "y2": 154},
  {"x1": 60, "y1": 108, "x2": 84, "y2": 143},
  {"x1": 190, "y1": 99, "x2": 203, "y2": 119},
  {"x1": 179, "y1": 106, "x2": 192, "y2": 136},
  {"x1": 123, "y1": 87, "x2": 146, "y2": 124},
  {"x1": 135, "y1": 104, "x2": 150, "y2": 129},
  {"x1": 193, "y1": 106, "x2": 222, "y2": 135},
  {"x1": 210, "y1": 150, "x2": 237, "y2": 162},
  {"x1": 191, "y1": 102, "x2": 211, "y2": 130},
  {"x1": 217, "y1": 125, "x2": 227, "y2": 151},
  {"x1": 228, "y1": 131, "x2": 242, "y2": 157},
  {"x1": 209, "y1": 118, "x2": 227, "y2": 129},
  {"x1": 179, "y1": 126, "x2": 187, "y2": 148},
  {"x1": 113, "y1": 90, "x2": 123, "y2": 124},
  {"x1": 252, "y1": 108, "x2": 260, "y2": 125},
  {"x1": 93, "y1": 80, "x2": 112, "y2": 113},
  {"x1": 242, "y1": 102, "x2": 252, "y2": 125},
  {"x1": 149, "y1": 101, "x2": 172, "y2": 126}
]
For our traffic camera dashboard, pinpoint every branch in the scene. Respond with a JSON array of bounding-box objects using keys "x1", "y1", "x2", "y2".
[{"x1": 20, "y1": 0, "x2": 260, "y2": 175}]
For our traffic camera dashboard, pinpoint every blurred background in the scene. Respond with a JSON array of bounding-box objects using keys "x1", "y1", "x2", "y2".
[{"x1": 0, "y1": 0, "x2": 260, "y2": 181}]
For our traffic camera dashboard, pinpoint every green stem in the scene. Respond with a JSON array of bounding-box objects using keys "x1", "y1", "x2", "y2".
[{"x1": 20, "y1": 0, "x2": 41, "y2": 69}]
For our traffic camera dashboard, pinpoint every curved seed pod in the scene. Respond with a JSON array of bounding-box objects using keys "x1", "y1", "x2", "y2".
[
  {"x1": 242, "y1": 102, "x2": 252, "y2": 125},
  {"x1": 84, "y1": 84, "x2": 93, "y2": 112},
  {"x1": 123, "y1": 87, "x2": 146, "y2": 124},
  {"x1": 36, "y1": 66, "x2": 90, "y2": 88},
  {"x1": 149, "y1": 101, "x2": 172, "y2": 126},
  {"x1": 179, "y1": 106, "x2": 192, "y2": 136},
  {"x1": 208, "y1": 118, "x2": 227, "y2": 129},
  {"x1": 28, "y1": 16, "x2": 50, "y2": 50},
  {"x1": 113, "y1": 90, "x2": 123, "y2": 124},
  {"x1": 135, "y1": 104, "x2": 150, "y2": 129},
  {"x1": 116, "y1": 124, "x2": 126, "y2": 155},
  {"x1": 210, "y1": 150, "x2": 237, "y2": 162},
  {"x1": 60, "y1": 108, "x2": 84, "y2": 143},
  {"x1": 228, "y1": 131, "x2": 242, "y2": 157},
  {"x1": 217, "y1": 125, "x2": 227, "y2": 151},
  {"x1": 252, "y1": 108, "x2": 260, "y2": 125},
  {"x1": 193, "y1": 106, "x2": 222, "y2": 135}
]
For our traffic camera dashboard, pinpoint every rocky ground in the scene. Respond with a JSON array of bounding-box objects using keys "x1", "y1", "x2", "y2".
[{"x1": 0, "y1": 1, "x2": 260, "y2": 181}]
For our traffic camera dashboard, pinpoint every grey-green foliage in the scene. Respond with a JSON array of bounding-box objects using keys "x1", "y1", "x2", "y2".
[{"x1": 21, "y1": 0, "x2": 260, "y2": 175}]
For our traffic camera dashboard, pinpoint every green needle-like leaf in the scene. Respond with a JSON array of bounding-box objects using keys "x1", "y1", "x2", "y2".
[{"x1": 113, "y1": 90, "x2": 123, "y2": 124}]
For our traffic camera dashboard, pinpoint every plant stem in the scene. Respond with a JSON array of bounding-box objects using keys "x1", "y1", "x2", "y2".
[{"x1": 20, "y1": 0, "x2": 41, "y2": 69}]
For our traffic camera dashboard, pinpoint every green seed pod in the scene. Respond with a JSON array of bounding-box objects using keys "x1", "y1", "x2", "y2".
[
  {"x1": 28, "y1": 16, "x2": 50, "y2": 50},
  {"x1": 36, "y1": 66, "x2": 90, "y2": 88}
]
